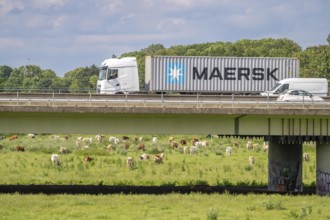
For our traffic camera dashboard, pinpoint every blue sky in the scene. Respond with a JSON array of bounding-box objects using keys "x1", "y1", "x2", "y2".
[{"x1": 0, "y1": 0, "x2": 329, "y2": 76}]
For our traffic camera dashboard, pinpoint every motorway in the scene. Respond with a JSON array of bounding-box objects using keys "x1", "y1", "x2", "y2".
[{"x1": 0, "y1": 93, "x2": 329, "y2": 109}]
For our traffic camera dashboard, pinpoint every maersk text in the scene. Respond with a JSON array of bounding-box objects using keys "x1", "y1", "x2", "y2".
[{"x1": 193, "y1": 67, "x2": 279, "y2": 81}]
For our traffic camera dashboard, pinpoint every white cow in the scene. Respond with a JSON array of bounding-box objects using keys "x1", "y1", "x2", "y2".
[
  {"x1": 139, "y1": 153, "x2": 150, "y2": 160},
  {"x1": 152, "y1": 137, "x2": 158, "y2": 145},
  {"x1": 263, "y1": 141, "x2": 269, "y2": 152},
  {"x1": 95, "y1": 134, "x2": 104, "y2": 143},
  {"x1": 190, "y1": 146, "x2": 198, "y2": 155},
  {"x1": 246, "y1": 141, "x2": 253, "y2": 150},
  {"x1": 51, "y1": 154, "x2": 60, "y2": 165},
  {"x1": 82, "y1": 137, "x2": 93, "y2": 144},
  {"x1": 194, "y1": 141, "x2": 208, "y2": 148},
  {"x1": 127, "y1": 156, "x2": 134, "y2": 168},
  {"x1": 183, "y1": 146, "x2": 189, "y2": 154},
  {"x1": 109, "y1": 136, "x2": 117, "y2": 142},
  {"x1": 226, "y1": 147, "x2": 232, "y2": 156},
  {"x1": 303, "y1": 153, "x2": 310, "y2": 161},
  {"x1": 249, "y1": 156, "x2": 255, "y2": 166},
  {"x1": 27, "y1": 133, "x2": 35, "y2": 138}
]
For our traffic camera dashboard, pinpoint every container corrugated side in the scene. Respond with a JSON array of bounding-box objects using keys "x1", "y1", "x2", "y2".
[{"x1": 146, "y1": 56, "x2": 299, "y2": 93}]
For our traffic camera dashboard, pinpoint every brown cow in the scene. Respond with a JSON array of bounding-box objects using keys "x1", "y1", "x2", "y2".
[
  {"x1": 137, "y1": 143, "x2": 145, "y2": 151},
  {"x1": 9, "y1": 135, "x2": 18, "y2": 141},
  {"x1": 154, "y1": 153, "x2": 164, "y2": 164},
  {"x1": 16, "y1": 146, "x2": 25, "y2": 152},
  {"x1": 84, "y1": 156, "x2": 93, "y2": 162}
]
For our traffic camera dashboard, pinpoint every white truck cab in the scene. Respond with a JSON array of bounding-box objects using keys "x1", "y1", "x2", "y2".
[
  {"x1": 260, "y1": 78, "x2": 328, "y2": 97},
  {"x1": 97, "y1": 57, "x2": 139, "y2": 94}
]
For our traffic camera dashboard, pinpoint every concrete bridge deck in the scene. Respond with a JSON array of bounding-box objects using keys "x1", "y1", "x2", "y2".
[{"x1": 1, "y1": 94, "x2": 330, "y2": 195}]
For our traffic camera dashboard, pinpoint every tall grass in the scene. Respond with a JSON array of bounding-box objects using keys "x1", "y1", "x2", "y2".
[{"x1": 0, "y1": 193, "x2": 329, "y2": 220}]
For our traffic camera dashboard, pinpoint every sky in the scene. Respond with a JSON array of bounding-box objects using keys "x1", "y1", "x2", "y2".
[{"x1": 0, "y1": 0, "x2": 329, "y2": 76}]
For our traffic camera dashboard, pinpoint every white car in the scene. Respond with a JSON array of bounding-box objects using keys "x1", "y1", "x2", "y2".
[{"x1": 276, "y1": 90, "x2": 324, "y2": 102}]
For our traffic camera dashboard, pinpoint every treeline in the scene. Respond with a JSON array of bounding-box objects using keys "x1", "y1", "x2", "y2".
[
  {"x1": 0, "y1": 65, "x2": 99, "y2": 93},
  {"x1": 1, "y1": 37, "x2": 329, "y2": 92}
]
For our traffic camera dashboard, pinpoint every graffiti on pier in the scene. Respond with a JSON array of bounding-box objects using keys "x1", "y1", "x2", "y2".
[
  {"x1": 269, "y1": 160, "x2": 301, "y2": 192},
  {"x1": 317, "y1": 169, "x2": 330, "y2": 193}
]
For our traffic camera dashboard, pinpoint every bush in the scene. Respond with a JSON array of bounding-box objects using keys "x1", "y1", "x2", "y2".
[
  {"x1": 265, "y1": 200, "x2": 284, "y2": 210},
  {"x1": 206, "y1": 207, "x2": 219, "y2": 220}
]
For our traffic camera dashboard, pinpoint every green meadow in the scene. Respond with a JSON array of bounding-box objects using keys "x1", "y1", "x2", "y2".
[
  {"x1": 0, "y1": 134, "x2": 316, "y2": 186},
  {"x1": 0, "y1": 134, "x2": 325, "y2": 220},
  {"x1": 0, "y1": 193, "x2": 329, "y2": 220}
]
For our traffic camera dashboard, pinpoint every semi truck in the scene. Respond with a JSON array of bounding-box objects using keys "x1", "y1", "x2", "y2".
[{"x1": 96, "y1": 56, "x2": 300, "y2": 94}]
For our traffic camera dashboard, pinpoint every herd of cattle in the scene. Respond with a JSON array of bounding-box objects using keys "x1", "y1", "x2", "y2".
[{"x1": 1, "y1": 134, "x2": 311, "y2": 169}]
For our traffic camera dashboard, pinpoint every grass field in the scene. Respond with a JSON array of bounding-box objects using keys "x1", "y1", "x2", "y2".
[
  {"x1": 0, "y1": 133, "x2": 317, "y2": 187},
  {"x1": 0, "y1": 193, "x2": 329, "y2": 219},
  {"x1": 0, "y1": 134, "x2": 323, "y2": 220}
]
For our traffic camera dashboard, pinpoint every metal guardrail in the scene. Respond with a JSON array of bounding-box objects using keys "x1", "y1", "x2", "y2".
[{"x1": 0, "y1": 92, "x2": 329, "y2": 109}]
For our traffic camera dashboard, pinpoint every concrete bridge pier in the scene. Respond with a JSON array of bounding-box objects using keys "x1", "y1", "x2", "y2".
[
  {"x1": 268, "y1": 137, "x2": 303, "y2": 192},
  {"x1": 316, "y1": 142, "x2": 330, "y2": 195}
]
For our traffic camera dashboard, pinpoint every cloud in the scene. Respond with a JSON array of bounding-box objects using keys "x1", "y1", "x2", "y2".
[
  {"x1": 99, "y1": 0, "x2": 123, "y2": 14},
  {"x1": 0, "y1": 0, "x2": 24, "y2": 16},
  {"x1": 156, "y1": 18, "x2": 187, "y2": 31},
  {"x1": 0, "y1": 37, "x2": 25, "y2": 48},
  {"x1": 30, "y1": 0, "x2": 68, "y2": 9},
  {"x1": 75, "y1": 33, "x2": 180, "y2": 46},
  {"x1": 226, "y1": 7, "x2": 268, "y2": 29},
  {"x1": 0, "y1": 0, "x2": 329, "y2": 76}
]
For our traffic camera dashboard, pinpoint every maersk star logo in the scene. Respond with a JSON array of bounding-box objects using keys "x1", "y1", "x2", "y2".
[{"x1": 166, "y1": 62, "x2": 185, "y2": 84}]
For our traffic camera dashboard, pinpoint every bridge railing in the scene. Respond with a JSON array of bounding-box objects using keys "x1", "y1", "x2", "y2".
[{"x1": 0, "y1": 91, "x2": 329, "y2": 109}]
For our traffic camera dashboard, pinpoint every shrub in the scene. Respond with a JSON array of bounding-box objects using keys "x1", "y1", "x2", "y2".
[
  {"x1": 222, "y1": 179, "x2": 233, "y2": 187},
  {"x1": 244, "y1": 165, "x2": 253, "y2": 171},
  {"x1": 265, "y1": 200, "x2": 284, "y2": 210},
  {"x1": 194, "y1": 180, "x2": 209, "y2": 186},
  {"x1": 160, "y1": 181, "x2": 177, "y2": 186},
  {"x1": 206, "y1": 207, "x2": 219, "y2": 220}
]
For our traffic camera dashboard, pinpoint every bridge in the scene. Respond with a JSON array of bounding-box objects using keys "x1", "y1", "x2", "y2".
[{"x1": 1, "y1": 93, "x2": 330, "y2": 195}]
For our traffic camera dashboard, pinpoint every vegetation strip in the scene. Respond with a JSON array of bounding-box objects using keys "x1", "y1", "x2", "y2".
[{"x1": 0, "y1": 185, "x2": 316, "y2": 195}]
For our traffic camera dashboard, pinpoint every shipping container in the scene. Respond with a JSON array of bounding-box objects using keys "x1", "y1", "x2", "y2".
[{"x1": 145, "y1": 56, "x2": 299, "y2": 94}]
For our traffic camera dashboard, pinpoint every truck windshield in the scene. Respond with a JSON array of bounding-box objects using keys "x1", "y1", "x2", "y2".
[
  {"x1": 99, "y1": 69, "x2": 107, "y2": 80},
  {"x1": 98, "y1": 68, "x2": 118, "y2": 80}
]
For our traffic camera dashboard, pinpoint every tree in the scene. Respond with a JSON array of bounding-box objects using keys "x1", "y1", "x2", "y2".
[
  {"x1": 50, "y1": 77, "x2": 70, "y2": 93},
  {"x1": 4, "y1": 69, "x2": 23, "y2": 91},
  {"x1": 205, "y1": 43, "x2": 227, "y2": 56},
  {"x1": 89, "y1": 75, "x2": 98, "y2": 89},
  {"x1": 299, "y1": 45, "x2": 330, "y2": 79},
  {"x1": 37, "y1": 69, "x2": 58, "y2": 91},
  {"x1": 0, "y1": 65, "x2": 13, "y2": 89},
  {"x1": 234, "y1": 38, "x2": 301, "y2": 57},
  {"x1": 64, "y1": 65, "x2": 99, "y2": 93},
  {"x1": 0, "y1": 65, "x2": 12, "y2": 79},
  {"x1": 141, "y1": 44, "x2": 166, "y2": 55},
  {"x1": 21, "y1": 65, "x2": 43, "y2": 91}
]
